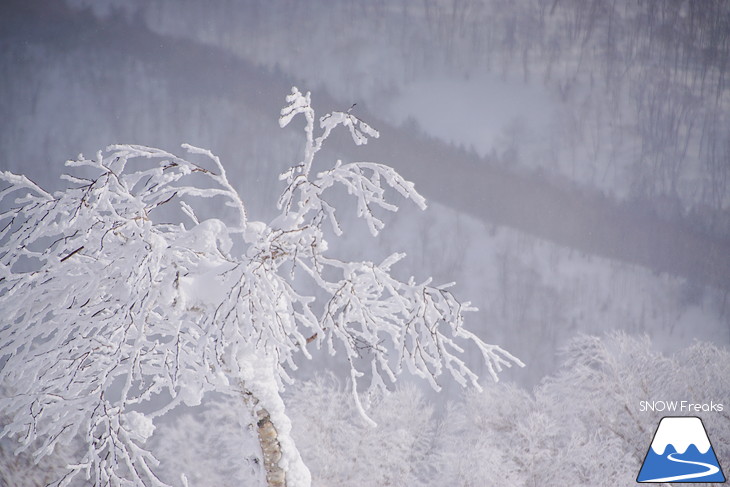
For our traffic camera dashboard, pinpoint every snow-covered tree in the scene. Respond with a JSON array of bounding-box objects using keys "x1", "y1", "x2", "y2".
[
  {"x1": 0, "y1": 87, "x2": 522, "y2": 487},
  {"x1": 286, "y1": 374, "x2": 444, "y2": 487},
  {"x1": 148, "y1": 394, "x2": 266, "y2": 487},
  {"x1": 284, "y1": 333, "x2": 729, "y2": 487},
  {"x1": 442, "y1": 333, "x2": 730, "y2": 486}
]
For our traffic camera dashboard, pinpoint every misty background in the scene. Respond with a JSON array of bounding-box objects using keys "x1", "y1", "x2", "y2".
[{"x1": 1, "y1": 0, "x2": 729, "y2": 395}]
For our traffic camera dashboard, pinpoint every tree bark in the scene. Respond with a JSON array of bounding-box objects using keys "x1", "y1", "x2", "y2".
[
  {"x1": 255, "y1": 406, "x2": 286, "y2": 487},
  {"x1": 242, "y1": 388, "x2": 286, "y2": 487}
]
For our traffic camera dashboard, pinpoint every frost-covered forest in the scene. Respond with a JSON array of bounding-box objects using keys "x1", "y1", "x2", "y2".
[{"x1": 1, "y1": 1, "x2": 729, "y2": 486}]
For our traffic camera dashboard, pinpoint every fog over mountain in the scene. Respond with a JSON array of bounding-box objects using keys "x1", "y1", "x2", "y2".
[
  {"x1": 3, "y1": 2, "x2": 730, "y2": 486},
  {"x1": 2, "y1": 0, "x2": 728, "y2": 386}
]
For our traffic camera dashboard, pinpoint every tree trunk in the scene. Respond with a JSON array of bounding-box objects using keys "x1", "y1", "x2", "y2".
[
  {"x1": 255, "y1": 406, "x2": 286, "y2": 487},
  {"x1": 242, "y1": 387, "x2": 286, "y2": 487}
]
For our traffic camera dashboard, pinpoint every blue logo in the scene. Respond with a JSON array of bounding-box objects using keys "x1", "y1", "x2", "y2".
[{"x1": 637, "y1": 416, "x2": 725, "y2": 483}]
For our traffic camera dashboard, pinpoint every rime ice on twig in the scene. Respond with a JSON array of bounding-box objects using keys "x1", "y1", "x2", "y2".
[
  {"x1": 276, "y1": 87, "x2": 522, "y2": 409},
  {"x1": 0, "y1": 88, "x2": 521, "y2": 487}
]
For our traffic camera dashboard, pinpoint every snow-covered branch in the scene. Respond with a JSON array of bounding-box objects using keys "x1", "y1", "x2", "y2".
[{"x1": 0, "y1": 87, "x2": 521, "y2": 487}]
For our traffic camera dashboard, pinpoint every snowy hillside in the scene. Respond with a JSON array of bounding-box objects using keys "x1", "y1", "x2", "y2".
[
  {"x1": 1, "y1": 1, "x2": 727, "y2": 388},
  {"x1": 1, "y1": 2, "x2": 729, "y2": 485}
]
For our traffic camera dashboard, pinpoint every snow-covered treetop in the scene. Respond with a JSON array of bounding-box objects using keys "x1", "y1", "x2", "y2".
[{"x1": 0, "y1": 87, "x2": 522, "y2": 487}]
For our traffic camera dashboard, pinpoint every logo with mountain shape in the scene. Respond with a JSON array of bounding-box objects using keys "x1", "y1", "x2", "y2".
[{"x1": 637, "y1": 416, "x2": 726, "y2": 483}]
